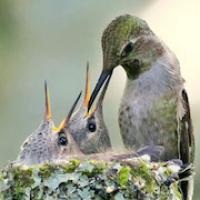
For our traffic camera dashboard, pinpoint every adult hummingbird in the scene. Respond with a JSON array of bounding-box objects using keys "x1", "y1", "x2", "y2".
[
  {"x1": 88, "y1": 15, "x2": 194, "y2": 199},
  {"x1": 68, "y1": 63, "x2": 112, "y2": 154},
  {"x1": 16, "y1": 82, "x2": 82, "y2": 165}
]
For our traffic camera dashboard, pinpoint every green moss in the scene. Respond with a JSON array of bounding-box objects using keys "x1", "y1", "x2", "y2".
[
  {"x1": 62, "y1": 159, "x2": 80, "y2": 173},
  {"x1": 13, "y1": 185, "x2": 25, "y2": 200},
  {"x1": 118, "y1": 166, "x2": 131, "y2": 188},
  {"x1": 164, "y1": 168, "x2": 173, "y2": 177},
  {"x1": 130, "y1": 161, "x2": 156, "y2": 193},
  {"x1": 89, "y1": 160, "x2": 108, "y2": 174},
  {"x1": 39, "y1": 163, "x2": 56, "y2": 179},
  {"x1": 13, "y1": 167, "x2": 34, "y2": 188}
]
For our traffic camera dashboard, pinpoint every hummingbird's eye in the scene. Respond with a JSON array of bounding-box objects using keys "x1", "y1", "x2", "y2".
[
  {"x1": 58, "y1": 130, "x2": 68, "y2": 146},
  {"x1": 59, "y1": 135, "x2": 68, "y2": 146},
  {"x1": 87, "y1": 121, "x2": 97, "y2": 132},
  {"x1": 59, "y1": 136, "x2": 68, "y2": 146},
  {"x1": 121, "y1": 42, "x2": 134, "y2": 57}
]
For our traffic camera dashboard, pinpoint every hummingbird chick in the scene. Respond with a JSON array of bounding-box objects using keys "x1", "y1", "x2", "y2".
[
  {"x1": 67, "y1": 63, "x2": 112, "y2": 154},
  {"x1": 54, "y1": 91, "x2": 83, "y2": 161},
  {"x1": 88, "y1": 15, "x2": 195, "y2": 200},
  {"x1": 16, "y1": 82, "x2": 82, "y2": 165}
]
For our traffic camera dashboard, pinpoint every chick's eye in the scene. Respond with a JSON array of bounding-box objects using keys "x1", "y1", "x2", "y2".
[
  {"x1": 58, "y1": 130, "x2": 68, "y2": 146},
  {"x1": 121, "y1": 42, "x2": 134, "y2": 57},
  {"x1": 88, "y1": 121, "x2": 96, "y2": 132},
  {"x1": 59, "y1": 136, "x2": 68, "y2": 146}
]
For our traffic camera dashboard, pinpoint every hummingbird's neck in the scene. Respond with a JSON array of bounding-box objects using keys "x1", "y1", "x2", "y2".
[{"x1": 122, "y1": 51, "x2": 183, "y2": 101}]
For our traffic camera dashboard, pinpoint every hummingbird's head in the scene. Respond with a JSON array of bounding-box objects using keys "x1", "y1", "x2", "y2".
[
  {"x1": 68, "y1": 64, "x2": 111, "y2": 154},
  {"x1": 53, "y1": 92, "x2": 83, "y2": 158},
  {"x1": 17, "y1": 82, "x2": 56, "y2": 165},
  {"x1": 102, "y1": 14, "x2": 150, "y2": 71},
  {"x1": 88, "y1": 15, "x2": 164, "y2": 110}
]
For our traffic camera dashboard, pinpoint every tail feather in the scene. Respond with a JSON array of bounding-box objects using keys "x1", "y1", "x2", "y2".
[{"x1": 179, "y1": 164, "x2": 194, "y2": 200}]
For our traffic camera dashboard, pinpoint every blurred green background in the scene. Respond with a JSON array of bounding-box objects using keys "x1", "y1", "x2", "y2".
[{"x1": 0, "y1": 0, "x2": 199, "y2": 198}]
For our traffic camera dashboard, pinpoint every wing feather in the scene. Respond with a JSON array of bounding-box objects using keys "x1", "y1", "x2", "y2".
[
  {"x1": 179, "y1": 89, "x2": 194, "y2": 163},
  {"x1": 179, "y1": 89, "x2": 195, "y2": 200}
]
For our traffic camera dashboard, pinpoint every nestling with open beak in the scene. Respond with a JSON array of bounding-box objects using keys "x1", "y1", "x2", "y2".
[
  {"x1": 88, "y1": 15, "x2": 195, "y2": 200},
  {"x1": 16, "y1": 82, "x2": 82, "y2": 166},
  {"x1": 67, "y1": 63, "x2": 112, "y2": 154}
]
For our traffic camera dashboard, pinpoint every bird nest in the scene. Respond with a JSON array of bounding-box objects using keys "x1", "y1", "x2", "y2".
[{"x1": 0, "y1": 157, "x2": 190, "y2": 200}]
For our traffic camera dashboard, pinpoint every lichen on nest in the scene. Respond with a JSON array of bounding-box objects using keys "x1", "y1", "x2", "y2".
[{"x1": 0, "y1": 158, "x2": 185, "y2": 200}]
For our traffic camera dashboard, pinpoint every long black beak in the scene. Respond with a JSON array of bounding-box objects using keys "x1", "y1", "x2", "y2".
[
  {"x1": 96, "y1": 74, "x2": 111, "y2": 109},
  {"x1": 88, "y1": 69, "x2": 113, "y2": 112},
  {"x1": 64, "y1": 91, "x2": 82, "y2": 126}
]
